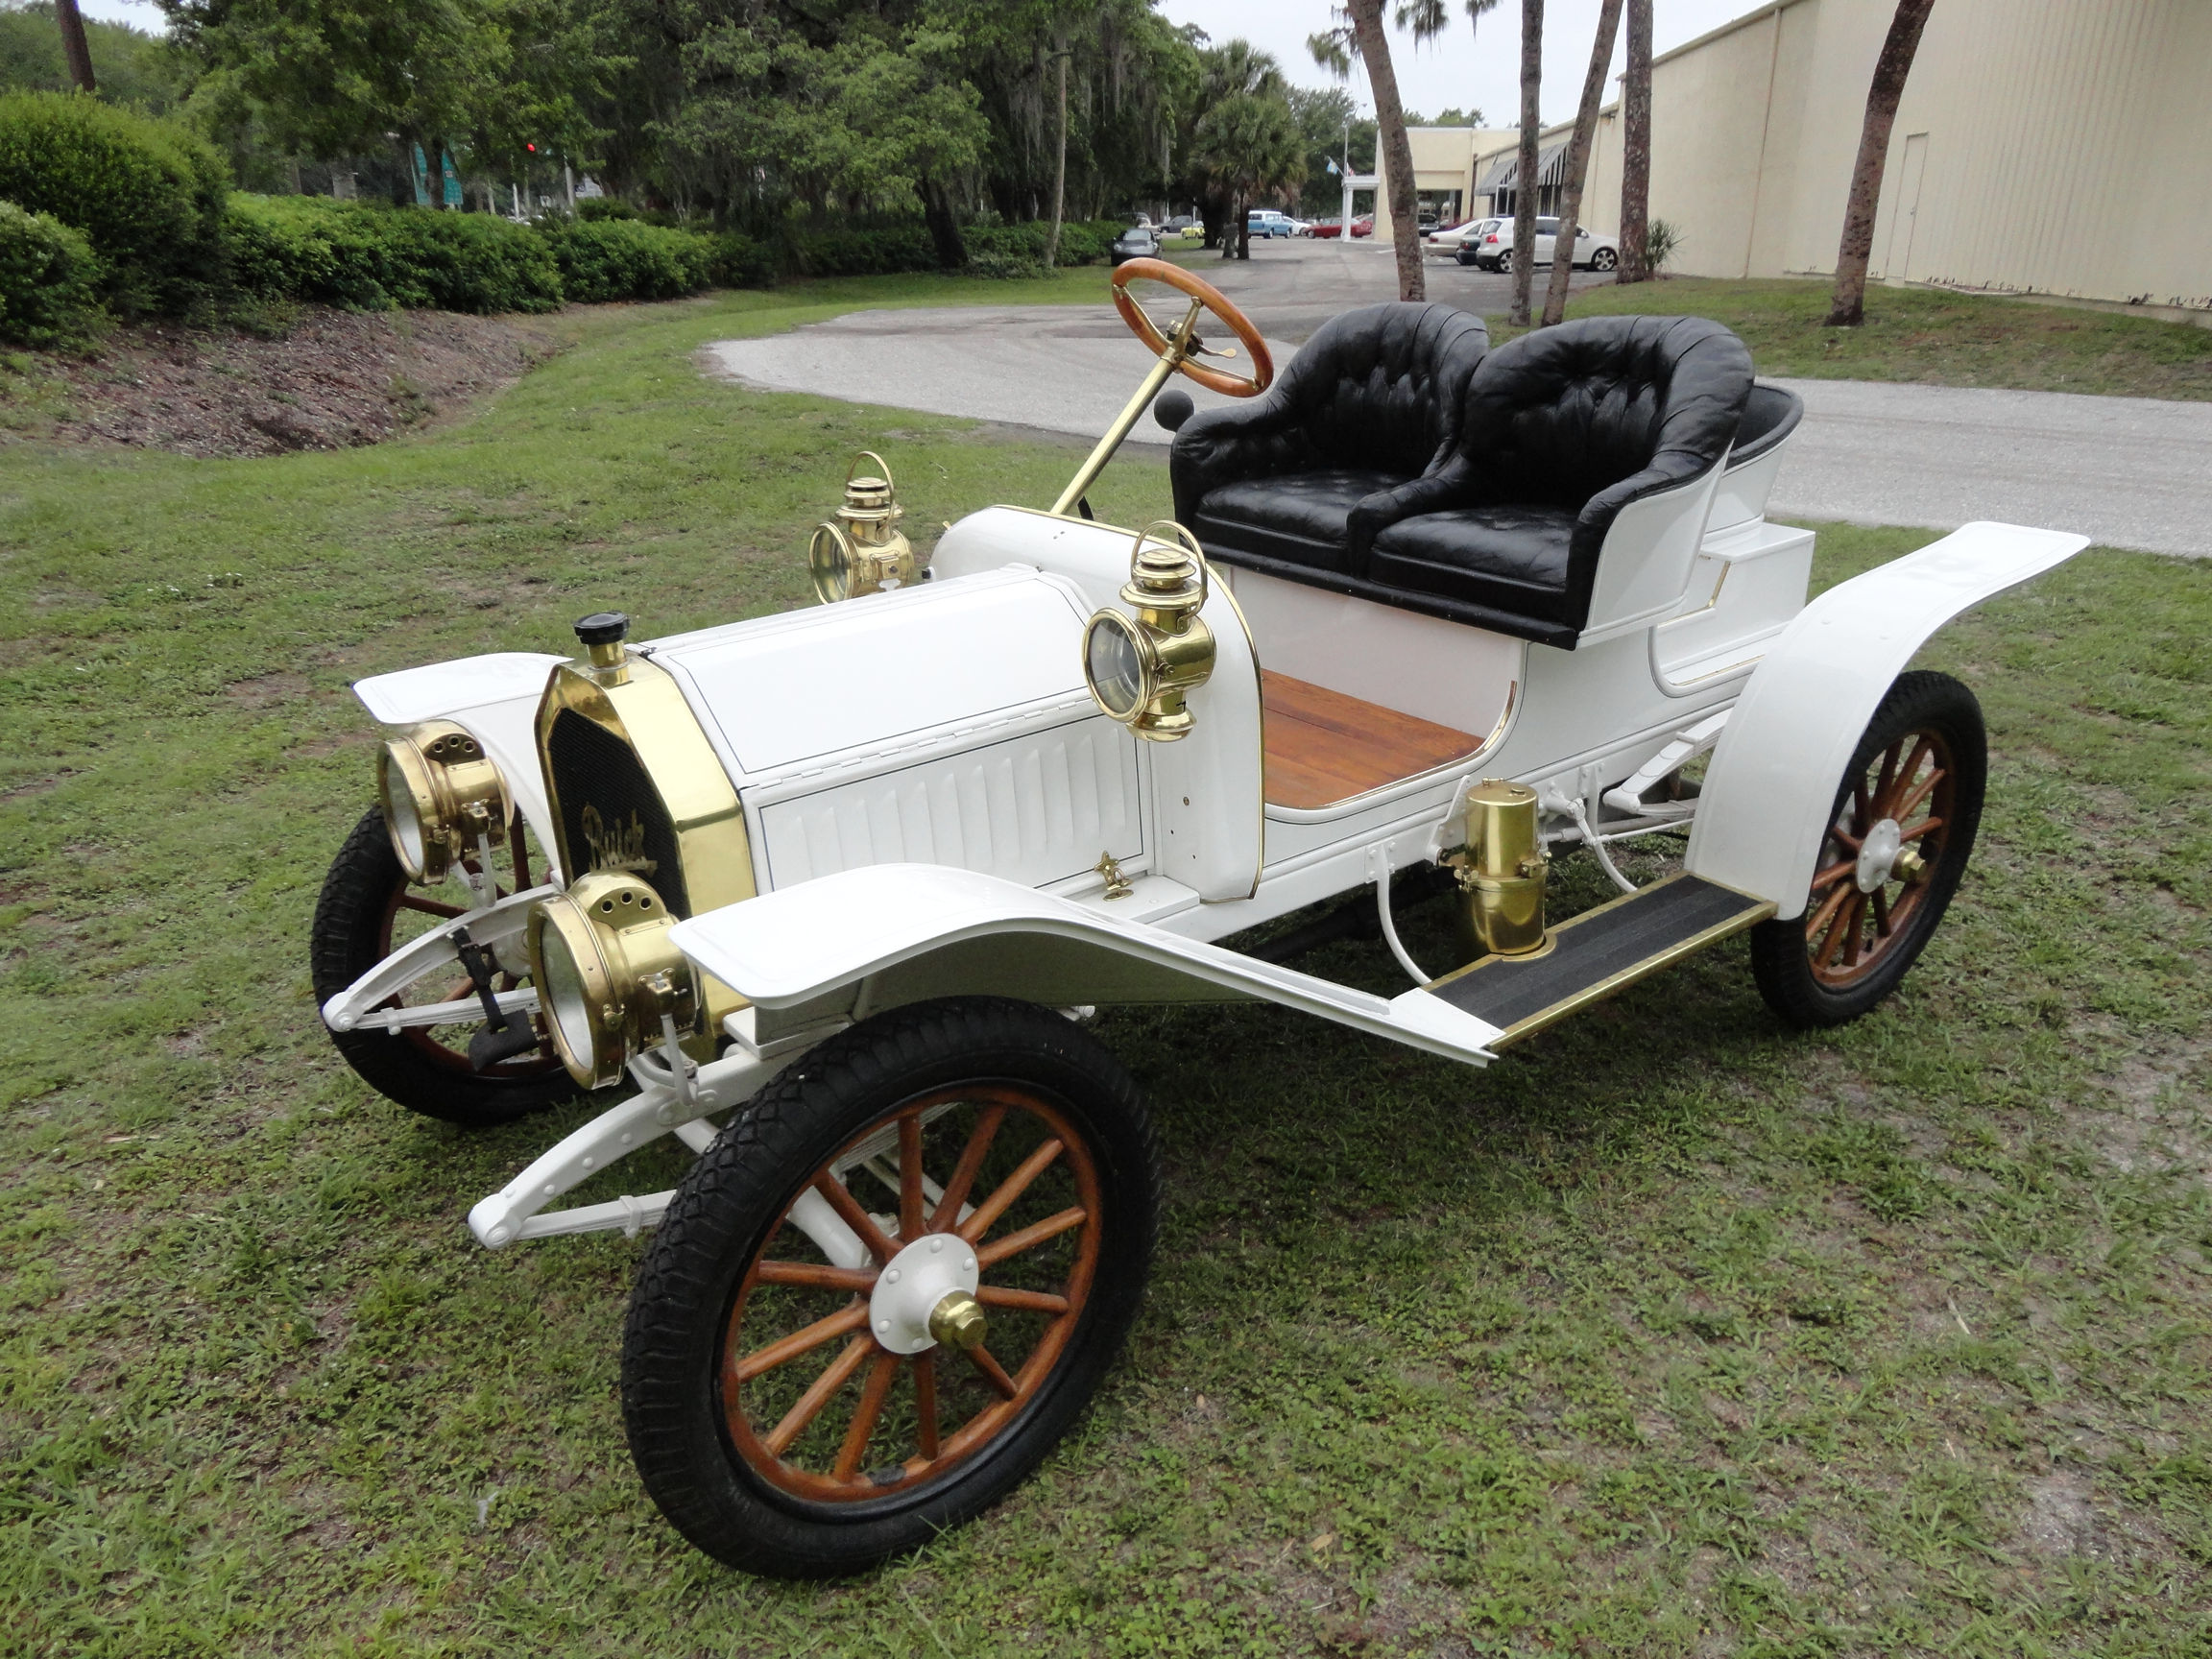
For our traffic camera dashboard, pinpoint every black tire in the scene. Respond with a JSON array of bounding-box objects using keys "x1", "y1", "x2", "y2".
[
  {"x1": 1749, "y1": 671, "x2": 1986, "y2": 1028},
  {"x1": 1591, "y1": 246, "x2": 1619, "y2": 271},
  {"x1": 622, "y1": 997, "x2": 1160, "y2": 1577},
  {"x1": 310, "y1": 805, "x2": 578, "y2": 1127}
]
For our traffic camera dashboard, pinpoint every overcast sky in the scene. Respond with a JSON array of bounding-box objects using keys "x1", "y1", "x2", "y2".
[
  {"x1": 1159, "y1": 0, "x2": 1761, "y2": 128},
  {"x1": 80, "y1": 0, "x2": 1765, "y2": 132}
]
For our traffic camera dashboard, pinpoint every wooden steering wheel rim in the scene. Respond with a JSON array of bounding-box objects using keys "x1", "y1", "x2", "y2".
[{"x1": 1109, "y1": 258, "x2": 1273, "y2": 398}]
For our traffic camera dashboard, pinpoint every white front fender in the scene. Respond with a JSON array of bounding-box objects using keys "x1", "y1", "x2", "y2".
[
  {"x1": 1685, "y1": 521, "x2": 2088, "y2": 916},
  {"x1": 667, "y1": 864, "x2": 1503, "y2": 1066}
]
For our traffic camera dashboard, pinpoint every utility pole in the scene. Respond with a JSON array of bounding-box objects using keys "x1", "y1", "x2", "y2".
[{"x1": 56, "y1": 0, "x2": 96, "y2": 93}]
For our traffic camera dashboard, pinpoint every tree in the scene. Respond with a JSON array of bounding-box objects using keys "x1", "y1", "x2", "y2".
[
  {"x1": 1539, "y1": 0, "x2": 1623, "y2": 326},
  {"x1": 1617, "y1": 0, "x2": 1650, "y2": 283},
  {"x1": 1507, "y1": 0, "x2": 1541, "y2": 325},
  {"x1": 1045, "y1": 41, "x2": 1069, "y2": 265},
  {"x1": 1827, "y1": 0, "x2": 1937, "y2": 325},
  {"x1": 1181, "y1": 37, "x2": 1285, "y2": 250},
  {"x1": 54, "y1": 0, "x2": 92, "y2": 91},
  {"x1": 1286, "y1": 83, "x2": 1358, "y2": 217},
  {"x1": 1191, "y1": 86, "x2": 1303, "y2": 259},
  {"x1": 1309, "y1": 0, "x2": 1422, "y2": 301}
]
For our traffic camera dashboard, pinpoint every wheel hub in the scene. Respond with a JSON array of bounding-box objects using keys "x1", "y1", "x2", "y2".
[
  {"x1": 1855, "y1": 817, "x2": 1904, "y2": 892},
  {"x1": 868, "y1": 1233, "x2": 981, "y2": 1356}
]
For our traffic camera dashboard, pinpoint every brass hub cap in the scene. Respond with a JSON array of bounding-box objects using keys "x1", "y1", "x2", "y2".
[
  {"x1": 1804, "y1": 726, "x2": 1955, "y2": 988},
  {"x1": 721, "y1": 1085, "x2": 1102, "y2": 1504}
]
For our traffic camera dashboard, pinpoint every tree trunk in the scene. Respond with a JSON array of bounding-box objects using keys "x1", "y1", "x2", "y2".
[
  {"x1": 1541, "y1": 0, "x2": 1625, "y2": 326},
  {"x1": 1046, "y1": 48, "x2": 1070, "y2": 268},
  {"x1": 55, "y1": 0, "x2": 95, "y2": 92},
  {"x1": 922, "y1": 177, "x2": 967, "y2": 269},
  {"x1": 1347, "y1": 0, "x2": 1423, "y2": 302},
  {"x1": 1827, "y1": 0, "x2": 1937, "y2": 325},
  {"x1": 1509, "y1": 0, "x2": 1543, "y2": 326},
  {"x1": 1618, "y1": 0, "x2": 1651, "y2": 283}
]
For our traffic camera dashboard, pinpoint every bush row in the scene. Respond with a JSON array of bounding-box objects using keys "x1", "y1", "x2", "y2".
[{"x1": 789, "y1": 218, "x2": 1127, "y2": 279}]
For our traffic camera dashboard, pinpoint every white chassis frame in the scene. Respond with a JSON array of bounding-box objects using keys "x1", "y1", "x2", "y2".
[{"x1": 325, "y1": 418, "x2": 2085, "y2": 1255}]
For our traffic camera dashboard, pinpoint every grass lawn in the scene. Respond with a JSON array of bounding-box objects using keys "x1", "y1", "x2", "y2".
[
  {"x1": 1523, "y1": 276, "x2": 2212, "y2": 401},
  {"x1": 3, "y1": 282, "x2": 2209, "y2": 1657}
]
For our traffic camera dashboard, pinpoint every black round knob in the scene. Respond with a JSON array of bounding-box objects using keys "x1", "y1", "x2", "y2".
[
  {"x1": 1154, "y1": 389, "x2": 1195, "y2": 433},
  {"x1": 573, "y1": 612, "x2": 629, "y2": 647}
]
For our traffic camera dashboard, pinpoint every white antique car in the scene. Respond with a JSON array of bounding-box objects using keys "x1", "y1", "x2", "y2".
[{"x1": 313, "y1": 261, "x2": 2085, "y2": 1576}]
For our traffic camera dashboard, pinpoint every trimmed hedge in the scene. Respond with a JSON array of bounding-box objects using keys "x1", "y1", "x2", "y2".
[
  {"x1": 540, "y1": 217, "x2": 716, "y2": 302},
  {"x1": 226, "y1": 195, "x2": 397, "y2": 309},
  {"x1": 226, "y1": 195, "x2": 560, "y2": 313},
  {"x1": 793, "y1": 218, "x2": 1125, "y2": 278},
  {"x1": 0, "y1": 90, "x2": 224, "y2": 316},
  {"x1": 0, "y1": 200, "x2": 100, "y2": 346}
]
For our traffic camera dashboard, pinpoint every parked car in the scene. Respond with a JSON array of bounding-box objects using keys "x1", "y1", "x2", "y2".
[
  {"x1": 312, "y1": 259, "x2": 2085, "y2": 1580},
  {"x1": 1244, "y1": 209, "x2": 1296, "y2": 239},
  {"x1": 1109, "y1": 224, "x2": 1160, "y2": 264},
  {"x1": 1458, "y1": 216, "x2": 1622, "y2": 273},
  {"x1": 1309, "y1": 216, "x2": 1346, "y2": 239},
  {"x1": 1348, "y1": 214, "x2": 1374, "y2": 238},
  {"x1": 1425, "y1": 216, "x2": 1500, "y2": 255},
  {"x1": 1162, "y1": 215, "x2": 1197, "y2": 234}
]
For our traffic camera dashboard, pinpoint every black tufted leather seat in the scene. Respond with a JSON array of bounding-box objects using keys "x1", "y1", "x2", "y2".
[
  {"x1": 1359, "y1": 316, "x2": 1755, "y2": 644},
  {"x1": 1168, "y1": 302, "x2": 1490, "y2": 575}
]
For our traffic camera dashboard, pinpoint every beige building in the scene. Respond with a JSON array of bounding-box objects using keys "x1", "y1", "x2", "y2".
[{"x1": 1392, "y1": 0, "x2": 2212, "y2": 311}]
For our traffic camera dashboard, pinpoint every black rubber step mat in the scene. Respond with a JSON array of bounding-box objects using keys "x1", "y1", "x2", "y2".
[{"x1": 1426, "y1": 873, "x2": 1775, "y2": 1047}]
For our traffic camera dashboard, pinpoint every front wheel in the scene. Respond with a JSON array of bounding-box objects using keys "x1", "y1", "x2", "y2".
[
  {"x1": 1590, "y1": 246, "x2": 1619, "y2": 271},
  {"x1": 1748, "y1": 671, "x2": 1986, "y2": 1028},
  {"x1": 622, "y1": 997, "x2": 1161, "y2": 1577}
]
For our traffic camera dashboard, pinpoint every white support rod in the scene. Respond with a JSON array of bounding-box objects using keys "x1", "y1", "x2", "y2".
[
  {"x1": 1369, "y1": 845, "x2": 1431, "y2": 988},
  {"x1": 370, "y1": 987, "x2": 537, "y2": 1033},
  {"x1": 323, "y1": 882, "x2": 556, "y2": 1031}
]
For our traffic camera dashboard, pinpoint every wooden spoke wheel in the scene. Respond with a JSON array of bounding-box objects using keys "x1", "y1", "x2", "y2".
[
  {"x1": 1750, "y1": 671, "x2": 1986, "y2": 1028},
  {"x1": 623, "y1": 998, "x2": 1159, "y2": 1578},
  {"x1": 310, "y1": 805, "x2": 577, "y2": 1127}
]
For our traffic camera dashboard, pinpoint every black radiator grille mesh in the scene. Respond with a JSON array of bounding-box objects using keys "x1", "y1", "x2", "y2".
[{"x1": 545, "y1": 708, "x2": 691, "y2": 917}]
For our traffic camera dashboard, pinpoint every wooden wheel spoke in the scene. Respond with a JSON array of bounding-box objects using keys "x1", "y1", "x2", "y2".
[
  {"x1": 976, "y1": 1205, "x2": 1088, "y2": 1270},
  {"x1": 764, "y1": 1333, "x2": 874, "y2": 1455},
  {"x1": 930, "y1": 1105, "x2": 1005, "y2": 1231},
  {"x1": 957, "y1": 1139, "x2": 1066, "y2": 1244},
  {"x1": 813, "y1": 1173, "x2": 900, "y2": 1264},
  {"x1": 398, "y1": 893, "x2": 469, "y2": 919},
  {"x1": 1850, "y1": 778, "x2": 1873, "y2": 837},
  {"x1": 1827, "y1": 821, "x2": 1863, "y2": 854},
  {"x1": 1837, "y1": 894, "x2": 1869, "y2": 968},
  {"x1": 1811, "y1": 856, "x2": 1857, "y2": 891},
  {"x1": 914, "y1": 1352, "x2": 940, "y2": 1461},
  {"x1": 898, "y1": 1111, "x2": 926, "y2": 1242},
  {"x1": 967, "y1": 1343, "x2": 1019, "y2": 1400},
  {"x1": 1898, "y1": 815, "x2": 1944, "y2": 842},
  {"x1": 1892, "y1": 766, "x2": 1945, "y2": 823},
  {"x1": 754, "y1": 1260, "x2": 878, "y2": 1292},
  {"x1": 1880, "y1": 738, "x2": 1934, "y2": 815},
  {"x1": 735, "y1": 1301, "x2": 870, "y2": 1383},
  {"x1": 1802, "y1": 879, "x2": 1854, "y2": 943},
  {"x1": 1872, "y1": 886, "x2": 1892, "y2": 937},
  {"x1": 831, "y1": 1352, "x2": 903, "y2": 1482},
  {"x1": 976, "y1": 1285, "x2": 1070, "y2": 1315},
  {"x1": 1873, "y1": 741, "x2": 1901, "y2": 816}
]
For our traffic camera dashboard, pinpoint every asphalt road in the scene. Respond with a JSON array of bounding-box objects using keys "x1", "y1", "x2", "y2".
[{"x1": 706, "y1": 237, "x2": 2212, "y2": 557}]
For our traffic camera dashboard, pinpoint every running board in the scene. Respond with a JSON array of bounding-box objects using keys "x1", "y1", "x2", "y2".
[{"x1": 1422, "y1": 874, "x2": 1774, "y2": 1049}]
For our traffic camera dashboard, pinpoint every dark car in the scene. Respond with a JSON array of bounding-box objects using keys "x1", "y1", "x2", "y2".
[
  {"x1": 1110, "y1": 225, "x2": 1160, "y2": 264},
  {"x1": 1162, "y1": 215, "x2": 1197, "y2": 233}
]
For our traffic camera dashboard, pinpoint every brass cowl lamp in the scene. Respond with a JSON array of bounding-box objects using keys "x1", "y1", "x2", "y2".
[
  {"x1": 1080, "y1": 520, "x2": 1215, "y2": 742},
  {"x1": 808, "y1": 451, "x2": 920, "y2": 604}
]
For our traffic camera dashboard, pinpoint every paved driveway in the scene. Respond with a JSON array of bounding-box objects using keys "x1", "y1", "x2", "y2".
[{"x1": 706, "y1": 239, "x2": 2212, "y2": 556}]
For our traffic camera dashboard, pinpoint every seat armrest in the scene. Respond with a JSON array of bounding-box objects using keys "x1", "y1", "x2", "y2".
[
  {"x1": 1576, "y1": 450, "x2": 1713, "y2": 543},
  {"x1": 1573, "y1": 450, "x2": 1730, "y2": 640},
  {"x1": 1345, "y1": 454, "x2": 1479, "y2": 565},
  {"x1": 1167, "y1": 400, "x2": 1311, "y2": 524}
]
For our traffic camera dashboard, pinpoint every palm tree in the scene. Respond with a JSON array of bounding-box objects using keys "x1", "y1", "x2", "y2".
[
  {"x1": 1539, "y1": 0, "x2": 1625, "y2": 326},
  {"x1": 1187, "y1": 39, "x2": 1287, "y2": 251},
  {"x1": 1046, "y1": 42, "x2": 1071, "y2": 266},
  {"x1": 1193, "y1": 90, "x2": 1306, "y2": 260},
  {"x1": 1827, "y1": 0, "x2": 1939, "y2": 325},
  {"x1": 1618, "y1": 0, "x2": 1651, "y2": 283},
  {"x1": 1308, "y1": 2, "x2": 1423, "y2": 301},
  {"x1": 1507, "y1": 0, "x2": 1542, "y2": 326}
]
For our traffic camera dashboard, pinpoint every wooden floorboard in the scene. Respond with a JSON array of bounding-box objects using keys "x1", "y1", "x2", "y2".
[{"x1": 1262, "y1": 671, "x2": 1481, "y2": 810}]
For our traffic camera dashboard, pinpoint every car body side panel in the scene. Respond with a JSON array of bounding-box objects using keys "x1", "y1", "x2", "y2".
[{"x1": 1685, "y1": 521, "x2": 2088, "y2": 917}]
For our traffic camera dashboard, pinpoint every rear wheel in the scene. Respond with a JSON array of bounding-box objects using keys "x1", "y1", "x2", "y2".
[
  {"x1": 623, "y1": 997, "x2": 1160, "y2": 1577},
  {"x1": 310, "y1": 805, "x2": 576, "y2": 1127},
  {"x1": 1590, "y1": 246, "x2": 1619, "y2": 271},
  {"x1": 1496, "y1": 249, "x2": 1515, "y2": 274},
  {"x1": 1749, "y1": 671, "x2": 1985, "y2": 1028}
]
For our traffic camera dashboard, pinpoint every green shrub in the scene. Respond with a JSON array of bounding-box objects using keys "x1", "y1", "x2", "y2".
[
  {"x1": 541, "y1": 217, "x2": 715, "y2": 302},
  {"x1": 572, "y1": 198, "x2": 638, "y2": 223},
  {"x1": 966, "y1": 220, "x2": 1114, "y2": 267},
  {"x1": 790, "y1": 224, "x2": 937, "y2": 277},
  {"x1": 966, "y1": 250, "x2": 1046, "y2": 280},
  {"x1": 0, "y1": 199, "x2": 100, "y2": 346},
  {"x1": 373, "y1": 209, "x2": 562, "y2": 313},
  {"x1": 708, "y1": 230, "x2": 771, "y2": 289},
  {"x1": 0, "y1": 90, "x2": 225, "y2": 316},
  {"x1": 225, "y1": 194, "x2": 396, "y2": 309}
]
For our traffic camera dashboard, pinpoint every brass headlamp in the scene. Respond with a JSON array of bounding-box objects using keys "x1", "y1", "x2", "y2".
[
  {"x1": 377, "y1": 721, "x2": 509, "y2": 883},
  {"x1": 1081, "y1": 520, "x2": 1215, "y2": 741},
  {"x1": 525, "y1": 871, "x2": 699, "y2": 1089},
  {"x1": 807, "y1": 450, "x2": 919, "y2": 604}
]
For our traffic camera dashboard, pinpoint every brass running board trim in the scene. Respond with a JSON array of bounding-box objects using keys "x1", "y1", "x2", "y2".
[{"x1": 1424, "y1": 872, "x2": 1775, "y2": 1049}]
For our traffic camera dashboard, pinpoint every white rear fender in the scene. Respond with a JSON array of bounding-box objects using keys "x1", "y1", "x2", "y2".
[
  {"x1": 668, "y1": 864, "x2": 1503, "y2": 1066},
  {"x1": 1685, "y1": 522, "x2": 2088, "y2": 916}
]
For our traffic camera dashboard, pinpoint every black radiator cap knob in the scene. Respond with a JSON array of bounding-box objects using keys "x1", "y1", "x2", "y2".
[
  {"x1": 1154, "y1": 389, "x2": 1195, "y2": 432},
  {"x1": 574, "y1": 612, "x2": 630, "y2": 647}
]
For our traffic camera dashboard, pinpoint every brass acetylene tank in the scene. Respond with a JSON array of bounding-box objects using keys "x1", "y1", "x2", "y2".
[
  {"x1": 1448, "y1": 780, "x2": 1551, "y2": 959},
  {"x1": 807, "y1": 450, "x2": 920, "y2": 603}
]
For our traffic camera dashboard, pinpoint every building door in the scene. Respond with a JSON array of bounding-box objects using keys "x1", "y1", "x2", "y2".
[{"x1": 1883, "y1": 132, "x2": 1930, "y2": 281}]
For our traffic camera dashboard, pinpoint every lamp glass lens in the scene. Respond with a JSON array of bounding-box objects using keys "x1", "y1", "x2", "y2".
[
  {"x1": 381, "y1": 755, "x2": 429, "y2": 875},
  {"x1": 1085, "y1": 614, "x2": 1144, "y2": 718},
  {"x1": 538, "y1": 920, "x2": 600, "y2": 1073},
  {"x1": 808, "y1": 525, "x2": 850, "y2": 602}
]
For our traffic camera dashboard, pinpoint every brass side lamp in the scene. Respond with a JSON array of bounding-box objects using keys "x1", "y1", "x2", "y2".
[
  {"x1": 1080, "y1": 520, "x2": 1215, "y2": 742},
  {"x1": 526, "y1": 870, "x2": 700, "y2": 1089},
  {"x1": 377, "y1": 721, "x2": 509, "y2": 883},
  {"x1": 808, "y1": 450, "x2": 920, "y2": 604},
  {"x1": 1443, "y1": 780, "x2": 1551, "y2": 958}
]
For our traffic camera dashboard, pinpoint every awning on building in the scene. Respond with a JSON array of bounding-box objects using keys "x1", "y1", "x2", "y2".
[{"x1": 1478, "y1": 140, "x2": 1569, "y2": 193}]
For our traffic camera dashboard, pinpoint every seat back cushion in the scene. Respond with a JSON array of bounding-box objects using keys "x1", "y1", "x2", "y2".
[
  {"x1": 1458, "y1": 315, "x2": 1750, "y2": 511},
  {"x1": 1169, "y1": 301, "x2": 1488, "y2": 527}
]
